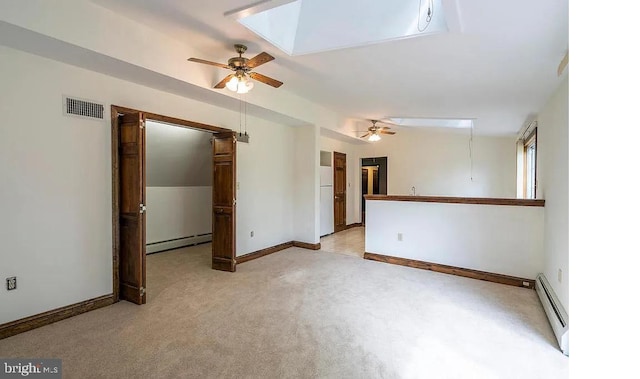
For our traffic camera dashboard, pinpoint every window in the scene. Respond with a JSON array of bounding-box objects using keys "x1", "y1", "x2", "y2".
[{"x1": 523, "y1": 128, "x2": 537, "y2": 199}]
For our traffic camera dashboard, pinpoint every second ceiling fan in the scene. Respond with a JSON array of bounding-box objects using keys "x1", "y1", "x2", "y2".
[
  {"x1": 188, "y1": 44, "x2": 283, "y2": 93},
  {"x1": 360, "y1": 120, "x2": 396, "y2": 141}
]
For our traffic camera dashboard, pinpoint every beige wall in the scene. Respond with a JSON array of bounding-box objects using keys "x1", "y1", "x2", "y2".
[
  {"x1": 0, "y1": 46, "x2": 296, "y2": 324},
  {"x1": 537, "y1": 75, "x2": 569, "y2": 310},
  {"x1": 359, "y1": 129, "x2": 516, "y2": 198}
]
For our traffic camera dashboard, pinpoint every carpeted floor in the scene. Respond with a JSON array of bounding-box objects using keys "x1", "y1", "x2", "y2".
[{"x1": 0, "y1": 245, "x2": 568, "y2": 378}]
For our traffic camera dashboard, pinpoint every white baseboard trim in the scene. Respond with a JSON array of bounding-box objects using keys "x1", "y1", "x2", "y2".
[{"x1": 146, "y1": 234, "x2": 212, "y2": 254}]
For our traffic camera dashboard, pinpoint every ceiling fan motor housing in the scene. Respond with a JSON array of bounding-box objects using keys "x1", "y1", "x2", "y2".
[{"x1": 228, "y1": 57, "x2": 248, "y2": 69}]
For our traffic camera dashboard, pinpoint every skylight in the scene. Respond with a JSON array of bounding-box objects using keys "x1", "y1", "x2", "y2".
[
  {"x1": 385, "y1": 118, "x2": 475, "y2": 129},
  {"x1": 237, "y1": 0, "x2": 459, "y2": 56}
]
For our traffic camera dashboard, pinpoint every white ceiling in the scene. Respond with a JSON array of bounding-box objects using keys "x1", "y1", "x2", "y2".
[{"x1": 93, "y1": 0, "x2": 568, "y2": 135}]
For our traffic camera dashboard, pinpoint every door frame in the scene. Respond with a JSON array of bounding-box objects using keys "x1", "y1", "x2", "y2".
[
  {"x1": 333, "y1": 151, "x2": 347, "y2": 233},
  {"x1": 360, "y1": 156, "x2": 388, "y2": 226},
  {"x1": 110, "y1": 105, "x2": 232, "y2": 303}
]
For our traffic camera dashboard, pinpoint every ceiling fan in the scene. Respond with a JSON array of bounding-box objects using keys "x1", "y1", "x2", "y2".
[
  {"x1": 188, "y1": 44, "x2": 283, "y2": 93},
  {"x1": 359, "y1": 120, "x2": 396, "y2": 141}
]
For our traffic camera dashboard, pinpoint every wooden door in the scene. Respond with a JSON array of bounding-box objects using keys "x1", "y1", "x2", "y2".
[
  {"x1": 117, "y1": 112, "x2": 146, "y2": 304},
  {"x1": 333, "y1": 152, "x2": 347, "y2": 232},
  {"x1": 212, "y1": 132, "x2": 237, "y2": 272},
  {"x1": 361, "y1": 168, "x2": 368, "y2": 225}
]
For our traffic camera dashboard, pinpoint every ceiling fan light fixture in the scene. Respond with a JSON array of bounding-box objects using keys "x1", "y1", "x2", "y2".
[
  {"x1": 226, "y1": 72, "x2": 254, "y2": 94},
  {"x1": 190, "y1": 44, "x2": 282, "y2": 91},
  {"x1": 225, "y1": 75, "x2": 240, "y2": 91},
  {"x1": 236, "y1": 76, "x2": 254, "y2": 94},
  {"x1": 368, "y1": 133, "x2": 381, "y2": 142}
]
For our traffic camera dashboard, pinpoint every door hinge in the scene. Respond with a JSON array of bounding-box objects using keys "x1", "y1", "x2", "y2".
[
  {"x1": 139, "y1": 287, "x2": 146, "y2": 296},
  {"x1": 139, "y1": 204, "x2": 146, "y2": 213},
  {"x1": 233, "y1": 135, "x2": 237, "y2": 143},
  {"x1": 233, "y1": 198, "x2": 237, "y2": 206},
  {"x1": 140, "y1": 120, "x2": 145, "y2": 129}
]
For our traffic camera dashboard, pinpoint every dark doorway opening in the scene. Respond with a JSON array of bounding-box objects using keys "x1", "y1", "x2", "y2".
[{"x1": 361, "y1": 157, "x2": 387, "y2": 225}]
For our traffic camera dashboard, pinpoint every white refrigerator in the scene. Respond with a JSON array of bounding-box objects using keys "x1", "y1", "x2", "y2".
[{"x1": 320, "y1": 166, "x2": 334, "y2": 236}]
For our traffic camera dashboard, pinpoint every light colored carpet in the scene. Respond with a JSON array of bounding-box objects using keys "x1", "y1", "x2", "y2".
[{"x1": 0, "y1": 244, "x2": 568, "y2": 378}]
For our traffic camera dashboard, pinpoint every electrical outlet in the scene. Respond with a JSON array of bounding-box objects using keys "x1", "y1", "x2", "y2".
[
  {"x1": 250, "y1": 231, "x2": 254, "y2": 237},
  {"x1": 397, "y1": 233, "x2": 403, "y2": 241},
  {"x1": 7, "y1": 277, "x2": 17, "y2": 291},
  {"x1": 558, "y1": 269, "x2": 562, "y2": 283}
]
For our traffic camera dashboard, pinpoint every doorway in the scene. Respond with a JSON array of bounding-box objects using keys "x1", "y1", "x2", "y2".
[
  {"x1": 361, "y1": 157, "x2": 387, "y2": 225},
  {"x1": 333, "y1": 151, "x2": 347, "y2": 232},
  {"x1": 145, "y1": 120, "x2": 213, "y2": 255},
  {"x1": 111, "y1": 105, "x2": 236, "y2": 305}
]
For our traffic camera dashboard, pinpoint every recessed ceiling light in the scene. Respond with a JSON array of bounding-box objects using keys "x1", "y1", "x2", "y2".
[{"x1": 385, "y1": 118, "x2": 475, "y2": 129}]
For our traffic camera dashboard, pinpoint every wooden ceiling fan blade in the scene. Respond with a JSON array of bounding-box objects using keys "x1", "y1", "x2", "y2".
[
  {"x1": 249, "y1": 72, "x2": 283, "y2": 88},
  {"x1": 188, "y1": 57, "x2": 230, "y2": 69},
  {"x1": 246, "y1": 52, "x2": 275, "y2": 69},
  {"x1": 360, "y1": 132, "x2": 372, "y2": 138},
  {"x1": 379, "y1": 131, "x2": 396, "y2": 135},
  {"x1": 214, "y1": 74, "x2": 235, "y2": 89}
]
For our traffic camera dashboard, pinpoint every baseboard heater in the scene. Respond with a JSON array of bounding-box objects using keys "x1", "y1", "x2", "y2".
[
  {"x1": 536, "y1": 273, "x2": 569, "y2": 356},
  {"x1": 146, "y1": 233, "x2": 212, "y2": 254}
]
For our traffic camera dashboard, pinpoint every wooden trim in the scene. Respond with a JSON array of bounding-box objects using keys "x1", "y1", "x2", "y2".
[
  {"x1": 322, "y1": 223, "x2": 363, "y2": 237},
  {"x1": 293, "y1": 241, "x2": 321, "y2": 250},
  {"x1": 110, "y1": 107, "x2": 120, "y2": 303},
  {"x1": 236, "y1": 240, "x2": 322, "y2": 264},
  {"x1": 364, "y1": 253, "x2": 535, "y2": 289},
  {"x1": 237, "y1": 242, "x2": 294, "y2": 264},
  {"x1": 111, "y1": 105, "x2": 232, "y2": 133},
  {"x1": 0, "y1": 295, "x2": 114, "y2": 340},
  {"x1": 112, "y1": 105, "x2": 237, "y2": 302},
  {"x1": 212, "y1": 257, "x2": 236, "y2": 272},
  {"x1": 364, "y1": 195, "x2": 545, "y2": 207},
  {"x1": 333, "y1": 151, "x2": 347, "y2": 232},
  {"x1": 523, "y1": 127, "x2": 538, "y2": 199}
]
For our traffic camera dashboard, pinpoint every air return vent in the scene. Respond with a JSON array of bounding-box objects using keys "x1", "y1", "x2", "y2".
[{"x1": 63, "y1": 96, "x2": 104, "y2": 120}]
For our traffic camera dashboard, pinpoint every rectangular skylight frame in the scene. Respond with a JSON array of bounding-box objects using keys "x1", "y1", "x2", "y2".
[
  {"x1": 236, "y1": 0, "x2": 462, "y2": 56},
  {"x1": 386, "y1": 117, "x2": 475, "y2": 129}
]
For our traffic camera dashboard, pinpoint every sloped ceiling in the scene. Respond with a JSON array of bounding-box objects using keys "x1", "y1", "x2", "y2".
[
  {"x1": 91, "y1": 0, "x2": 568, "y2": 135},
  {"x1": 146, "y1": 121, "x2": 212, "y2": 187}
]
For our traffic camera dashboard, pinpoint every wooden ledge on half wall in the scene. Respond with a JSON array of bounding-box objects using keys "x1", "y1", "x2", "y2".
[{"x1": 364, "y1": 194, "x2": 545, "y2": 207}]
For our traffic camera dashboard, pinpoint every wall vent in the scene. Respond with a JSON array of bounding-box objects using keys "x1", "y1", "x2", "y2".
[
  {"x1": 63, "y1": 96, "x2": 104, "y2": 120},
  {"x1": 536, "y1": 273, "x2": 569, "y2": 356}
]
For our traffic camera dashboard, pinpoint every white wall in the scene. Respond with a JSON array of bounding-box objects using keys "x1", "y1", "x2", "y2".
[
  {"x1": 146, "y1": 187, "x2": 212, "y2": 244},
  {"x1": 366, "y1": 200, "x2": 544, "y2": 278},
  {"x1": 537, "y1": 76, "x2": 569, "y2": 310},
  {"x1": 236, "y1": 118, "x2": 295, "y2": 255},
  {"x1": 360, "y1": 129, "x2": 516, "y2": 198},
  {"x1": 0, "y1": 46, "x2": 296, "y2": 324},
  {"x1": 293, "y1": 126, "x2": 320, "y2": 243}
]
